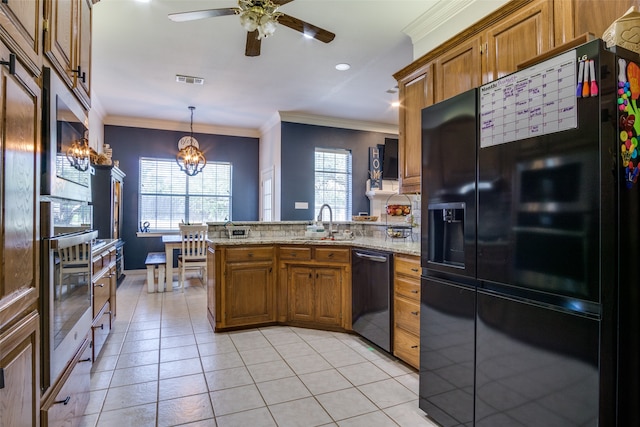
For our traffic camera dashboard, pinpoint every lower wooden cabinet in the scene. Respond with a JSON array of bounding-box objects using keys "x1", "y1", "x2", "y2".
[
  {"x1": 92, "y1": 302, "x2": 112, "y2": 362},
  {"x1": 214, "y1": 246, "x2": 276, "y2": 329},
  {"x1": 41, "y1": 336, "x2": 92, "y2": 427},
  {"x1": 0, "y1": 311, "x2": 40, "y2": 427},
  {"x1": 289, "y1": 266, "x2": 342, "y2": 327},
  {"x1": 393, "y1": 254, "x2": 421, "y2": 369}
]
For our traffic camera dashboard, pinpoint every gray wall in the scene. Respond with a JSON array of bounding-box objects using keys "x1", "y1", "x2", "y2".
[
  {"x1": 280, "y1": 121, "x2": 397, "y2": 220},
  {"x1": 104, "y1": 125, "x2": 259, "y2": 269}
]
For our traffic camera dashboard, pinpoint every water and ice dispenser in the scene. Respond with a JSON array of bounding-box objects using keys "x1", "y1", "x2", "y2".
[{"x1": 428, "y1": 202, "x2": 465, "y2": 268}]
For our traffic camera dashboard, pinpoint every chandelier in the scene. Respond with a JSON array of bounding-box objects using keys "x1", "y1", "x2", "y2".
[
  {"x1": 176, "y1": 106, "x2": 206, "y2": 176},
  {"x1": 66, "y1": 137, "x2": 91, "y2": 172},
  {"x1": 237, "y1": 0, "x2": 282, "y2": 39}
]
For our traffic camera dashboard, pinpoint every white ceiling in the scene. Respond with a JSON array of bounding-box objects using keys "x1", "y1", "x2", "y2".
[{"x1": 90, "y1": 0, "x2": 501, "y2": 135}]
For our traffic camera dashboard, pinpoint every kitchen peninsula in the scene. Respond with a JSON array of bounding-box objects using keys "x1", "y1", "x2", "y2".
[{"x1": 199, "y1": 221, "x2": 420, "y2": 368}]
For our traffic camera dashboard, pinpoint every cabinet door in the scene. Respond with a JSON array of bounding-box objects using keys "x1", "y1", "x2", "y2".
[
  {"x1": 314, "y1": 268, "x2": 342, "y2": 327},
  {"x1": 45, "y1": 0, "x2": 75, "y2": 87},
  {"x1": 555, "y1": 0, "x2": 636, "y2": 46},
  {"x1": 0, "y1": 0, "x2": 42, "y2": 75},
  {"x1": 398, "y1": 64, "x2": 433, "y2": 194},
  {"x1": 484, "y1": 0, "x2": 553, "y2": 82},
  {"x1": 435, "y1": 37, "x2": 482, "y2": 102},
  {"x1": 225, "y1": 261, "x2": 275, "y2": 327},
  {"x1": 0, "y1": 39, "x2": 40, "y2": 331},
  {"x1": 206, "y1": 246, "x2": 216, "y2": 324},
  {"x1": 74, "y1": 0, "x2": 91, "y2": 107},
  {"x1": 0, "y1": 311, "x2": 40, "y2": 427},
  {"x1": 288, "y1": 266, "x2": 314, "y2": 323}
]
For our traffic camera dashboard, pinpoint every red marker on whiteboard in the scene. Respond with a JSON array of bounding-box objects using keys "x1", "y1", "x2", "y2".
[{"x1": 589, "y1": 60, "x2": 598, "y2": 97}]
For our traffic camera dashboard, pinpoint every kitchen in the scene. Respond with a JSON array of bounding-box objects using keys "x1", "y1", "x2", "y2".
[{"x1": 1, "y1": 1, "x2": 640, "y2": 427}]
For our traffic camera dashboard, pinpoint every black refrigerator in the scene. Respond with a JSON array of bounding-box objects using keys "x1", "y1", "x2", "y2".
[{"x1": 419, "y1": 39, "x2": 640, "y2": 427}]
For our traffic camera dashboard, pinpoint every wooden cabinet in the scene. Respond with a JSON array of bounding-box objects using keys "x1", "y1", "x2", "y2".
[
  {"x1": 435, "y1": 37, "x2": 482, "y2": 103},
  {"x1": 393, "y1": 254, "x2": 421, "y2": 369},
  {"x1": 218, "y1": 246, "x2": 276, "y2": 329},
  {"x1": 483, "y1": 0, "x2": 553, "y2": 82},
  {"x1": 206, "y1": 244, "x2": 217, "y2": 327},
  {"x1": 0, "y1": 0, "x2": 43, "y2": 76},
  {"x1": 90, "y1": 243, "x2": 116, "y2": 361},
  {"x1": 92, "y1": 165, "x2": 125, "y2": 241},
  {"x1": 396, "y1": 64, "x2": 434, "y2": 194},
  {"x1": 289, "y1": 266, "x2": 342, "y2": 327},
  {"x1": 0, "y1": 34, "x2": 40, "y2": 427},
  {"x1": 282, "y1": 246, "x2": 350, "y2": 330},
  {"x1": 44, "y1": 0, "x2": 94, "y2": 109},
  {"x1": 0, "y1": 312, "x2": 40, "y2": 427},
  {"x1": 40, "y1": 335, "x2": 91, "y2": 427}
]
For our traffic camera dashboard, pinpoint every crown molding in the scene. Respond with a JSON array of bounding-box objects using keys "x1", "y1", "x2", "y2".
[
  {"x1": 278, "y1": 112, "x2": 398, "y2": 135},
  {"x1": 102, "y1": 115, "x2": 262, "y2": 138}
]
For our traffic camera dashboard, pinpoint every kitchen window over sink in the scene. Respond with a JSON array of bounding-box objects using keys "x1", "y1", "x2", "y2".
[
  {"x1": 315, "y1": 148, "x2": 352, "y2": 221},
  {"x1": 139, "y1": 157, "x2": 232, "y2": 230}
]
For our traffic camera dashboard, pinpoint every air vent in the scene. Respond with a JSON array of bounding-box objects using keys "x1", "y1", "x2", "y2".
[{"x1": 176, "y1": 74, "x2": 204, "y2": 85}]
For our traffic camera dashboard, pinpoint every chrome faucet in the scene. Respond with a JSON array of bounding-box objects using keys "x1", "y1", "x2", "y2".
[{"x1": 317, "y1": 204, "x2": 334, "y2": 237}]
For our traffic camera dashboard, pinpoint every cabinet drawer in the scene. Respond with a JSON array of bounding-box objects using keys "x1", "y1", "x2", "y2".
[
  {"x1": 393, "y1": 327, "x2": 419, "y2": 369},
  {"x1": 93, "y1": 276, "x2": 110, "y2": 318},
  {"x1": 395, "y1": 255, "x2": 421, "y2": 278},
  {"x1": 92, "y1": 256, "x2": 103, "y2": 272},
  {"x1": 92, "y1": 302, "x2": 112, "y2": 361},
  {"x1": 225, "y1": 246, "x2": 274, "y2": 262},
  {"x1": 280, "y1": 246, "x2": 312, "y2": 261},
  {"x1": 395, "y1": 297, "x2": 420, "y2": 335},
  {"x1": 395, "y1": 275, "x2": 420, "y2": 301},
  {"x1": 314, "y1": 247, "x2": 349, "y2": 263},
  {"x1": 42, "y1": 338, "x2": 92, "y2": 426}
]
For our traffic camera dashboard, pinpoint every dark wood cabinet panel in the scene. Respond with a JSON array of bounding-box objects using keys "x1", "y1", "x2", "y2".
[
  {"x1": 0, "y1": 0, "x2": 43, "y2": 75},
  {"x1": 224, "y1": 260, "x2": 275, "y2": 327},
  {"x1": 435, "y1": 37, "x2": 482, "y2": 102}
]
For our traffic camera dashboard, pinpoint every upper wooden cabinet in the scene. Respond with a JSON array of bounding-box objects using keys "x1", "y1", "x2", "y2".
[
  {"x1": 484, "y1": 0, "x2": 553, "y2": 82},
  {"x1": 396, "y1": 64, "x2": 434, "y2": 194},
  {"x1": 44, "y1": 0, "x2": 94, "y2": 109},
  {"x1": 435, "y1": 37, "x2": 482, "y2": 103},
  {"x1": 0, "y1": 0, "x2": 43, "y2": 76},
  {"x1": 394, "y1": 0, "x2": 631, "y2": 195}
]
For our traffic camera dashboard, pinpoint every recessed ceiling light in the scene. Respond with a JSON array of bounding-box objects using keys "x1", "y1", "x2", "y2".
[{"x1": 335, "y1": 63, "x2": 351, "y2": 71}]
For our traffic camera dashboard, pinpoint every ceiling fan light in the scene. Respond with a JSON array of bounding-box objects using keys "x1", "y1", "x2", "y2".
[
  {"x1": 240, "y1": 12, "x2": 259, "y2": 31},
  {"x1": 258, "y1": 19, "x2": 277, "y2": 38}
]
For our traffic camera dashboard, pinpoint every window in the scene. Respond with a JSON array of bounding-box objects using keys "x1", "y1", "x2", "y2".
[
  {"x1": 314, "y1": 148, "x2": 352, "y2": 221},
  {"x1": 139, "y1": 157, "x2": 232, "y2": 230}
]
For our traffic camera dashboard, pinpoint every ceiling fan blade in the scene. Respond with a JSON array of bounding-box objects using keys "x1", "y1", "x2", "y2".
[
  {"x1": 168, "y1": 8, "x2": 236, "y2": 22},
  {"x1": 245, "y1": 31, "x2": 262, "y2": 56},
  {"x1": 272, "y1": 0, "x2": 295, "y2": 5},
  {"x1": 277, "y1": 14, "x2": 335, "y2": 43}
]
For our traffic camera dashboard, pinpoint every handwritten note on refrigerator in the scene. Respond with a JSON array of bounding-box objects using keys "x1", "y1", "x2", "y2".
[{"x1": 480, "y1": 49, "x2": 577, "y2": 148}]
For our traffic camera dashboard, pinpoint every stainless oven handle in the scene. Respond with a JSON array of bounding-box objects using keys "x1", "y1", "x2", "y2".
[{"x1": 354, "y1": 252, "x2": 388, "y2": 263}]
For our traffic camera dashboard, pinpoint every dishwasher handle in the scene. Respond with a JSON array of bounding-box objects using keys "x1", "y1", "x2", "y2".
[{"x1": 354, "y1": 251, "x2": 388, "y2": 263}]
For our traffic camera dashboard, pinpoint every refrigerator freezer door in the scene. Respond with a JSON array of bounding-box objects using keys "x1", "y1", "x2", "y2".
[
  {"x1": 419, "y1": 276, "x2": 475, "y2": 426},
  {"x1": 475, "y1": 290, "x2": 599, "y2": 426}
]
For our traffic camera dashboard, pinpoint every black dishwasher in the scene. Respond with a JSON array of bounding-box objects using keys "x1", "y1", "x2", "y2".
[{"x1": 351, "y1": 249, "x2": 393, "y2": 352}]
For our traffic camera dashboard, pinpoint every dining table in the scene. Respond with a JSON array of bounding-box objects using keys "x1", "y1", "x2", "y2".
[{"x1": 161, "y1": 234, "x2": 182, "y2": 292}]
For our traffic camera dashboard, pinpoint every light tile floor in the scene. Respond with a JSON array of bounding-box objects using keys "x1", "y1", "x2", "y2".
[{"x1": 80, "y1": 271, "x2": 436, "y2": 427}]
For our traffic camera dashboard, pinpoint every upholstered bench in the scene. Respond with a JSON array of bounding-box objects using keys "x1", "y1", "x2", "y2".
[{"x1": 145, "y1": 252, "x2": 166, "y2": 293}]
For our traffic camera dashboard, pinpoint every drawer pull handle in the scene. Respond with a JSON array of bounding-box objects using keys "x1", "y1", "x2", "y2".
[
  {"x1": 410, "y1": 290, "x2": 419, "y2": 294},
  {"x1": 92, "y1": 323, "x2": 104, "y2": 330},
  {"x1": 248, "y1": 253, "x2": 253, "y2": 257},
  {"x1": 411, "y1": 345, "x2": 419, "y2": 349},
  {"x1": 54, "y1": 396, "x2": 71, "y2": 405},
  {"x1": 411, "y1": 268, "x2": 419, "y2": 272},
  {"x1": 94, "y1": 283, "x2": 105, "y2": 288},
  {"x1": 290, "y1": 253, "x2": 297, "y2": 257},
  {"x1": 328, "y1": 253, "x2": 334, "y2": 258},
  {"x1": 71, "y1": 65, "x2": 86, "y2": 84},
  {"x1": 79, "y1": 357, "x2": 92, "y2": 363},
  {"x1": 411, "y1": 311, "x2": 419, "y2": 316}
]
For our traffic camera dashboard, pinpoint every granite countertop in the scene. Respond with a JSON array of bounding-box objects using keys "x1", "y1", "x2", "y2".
[{"x1": 207, "y1": 236, "x2": 421, "y2": 256}]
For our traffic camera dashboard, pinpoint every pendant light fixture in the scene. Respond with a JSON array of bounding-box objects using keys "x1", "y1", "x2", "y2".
[
  {"x1": 176, "y1": 106, "x2": 206, "y2": 176},
  {"x1": 66, "y1": 136, "x2": 91, "y2": 171}
]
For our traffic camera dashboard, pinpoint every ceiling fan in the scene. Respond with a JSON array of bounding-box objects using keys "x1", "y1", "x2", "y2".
[{"x1": 168, "y1": 0, "x2": 336, "y2": 57}]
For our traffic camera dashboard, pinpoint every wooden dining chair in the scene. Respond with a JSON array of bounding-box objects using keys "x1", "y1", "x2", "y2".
[{"x1": 177, "y1": 224, "x2": 208, "y2": 292}]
